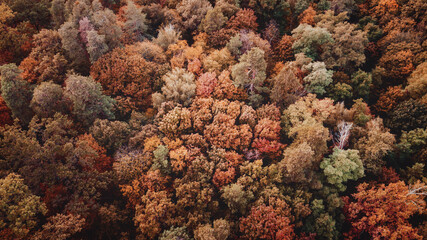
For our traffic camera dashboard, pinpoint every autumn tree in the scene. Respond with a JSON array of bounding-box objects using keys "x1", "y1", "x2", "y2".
[
  {"x1": 221, "y1": 183, "x2": 253, "y2": 214},
  {"x1": 270, "y1": 62, "x2": 303, "y2": 108},
  {"x1": 231, "y1": 47, "x2": 267, "y2": 91},
  {"x1": 154, "y1": 24, "x2": 181, "y2": 50},
  {"x1": 91, "y1": 43, "x2": 167, "y2": 115},
  {"x1": 0, "y1": 173, "x2": 47, "y2": 238},
  {"x1": 0, "y1": 63, "x2": 33, "y2": 125},
  {"x1": 273, "y1": 35, "x2": 294, "y2": 62},
  {"x1": 405, "y1": 61, "x2": 427, "y2": 102},
  {"x1": 291, "y1": 24, "x2": 333, "y2": 60},
  {"x1": 176, "y1": 0, "x2": 212, "y2": 32},
  {"x1": 3, "y1": 0, "x2": 51, "y2": 30},
  {"x1": 19, "y1": 29, "x2": 68, "y2": 84},
  {"x1": 0, "y1": 96, "x2": 13, "y2": 127},
  {"x1": 89, "y1": 119, "x2": 131, "y2": 153},
  {"x1": 32, "y1": 214, "x2": 85, "y2": 240},
  {"x1": 121, "y1": 0, "x2": 148, "y2": 43},
  {"x1": 374, "y1": 86, "x2": 407, "y2": 114},
  {"x1": 385, "y1": 99, "x2": 427, "y2": 133},
  {"x1": 194, "y1": 219, "x2": 231, "y2": 240},
  {"x1": 152, "y1": 68, "x2": 196, "y2": 108},
  {"x1": 58, "y1": 0, "x2": 122, "y2": 73},
  {"x1": 377, "y1": 50, "x2": 415, "y2": 84},
  {"x1": 343, "y1": 181, "x2": 426, "y2": 240},
  {"x1": 159, "y1": 226, "x2": 191, "y2": 240},
  {"x1": 63, "y1": 74, "x2": 115, "y2": 126},
  {"x1": 239, "y1": 205, "x2": 295, "y2": 240},
  {"x1": 316, "y1": 13, "x2": 368, "y2": 70},
  {"x1": 226, "y1": 8, "x2": 258, "y2": 32},
  {"x1": 30, "y1": 82, "x2": 68, "y2": 118},
  {"x1": 199, "y1": 6, "x2": 228, "y2": 33},
  {"x1": 0, "y1": 6, "x2": 35, "y2": 64},
  {"x1": 354, "y1": 118, "x2": 395, "y2": 174}
]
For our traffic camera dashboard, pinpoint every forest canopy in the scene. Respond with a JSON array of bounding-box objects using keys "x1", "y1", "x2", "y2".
[{"x1": 0, "y1": 0, "x2": 426, "y2": 239}]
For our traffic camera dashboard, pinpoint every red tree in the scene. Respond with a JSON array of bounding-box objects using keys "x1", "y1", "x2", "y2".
[
  {"x1": 240, "y1": 205, "x2": 295, "y2": 240},
  {"x1": 343, "y1": 181, "x2": 425, "y2": 240}
]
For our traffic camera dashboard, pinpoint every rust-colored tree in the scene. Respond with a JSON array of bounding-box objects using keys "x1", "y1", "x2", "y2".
[
  {"x1": 239, "y1": 204, "x2": 295, "y2": 240},
  {"x1": 343, "y1": 181, "x2": 425, "y2": 240}
]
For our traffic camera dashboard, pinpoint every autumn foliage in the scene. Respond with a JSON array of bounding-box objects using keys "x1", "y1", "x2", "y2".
[{"x1": 0, "y1": 0, "x2": 426, "y2": 239}]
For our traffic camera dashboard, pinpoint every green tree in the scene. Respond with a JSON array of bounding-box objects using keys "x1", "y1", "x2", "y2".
[
  {"x1": 302, "y1": 61, "x2": 333, "y2": 95},
  {"x1": 320, "y1": 148, "x2": 364, "y2": 191},
  {"x1": 0, "y1": 173, "x2": 47, "y2": 238},
  {"x1": 292, "y1": 24, "x2": 333, "y2": 60},
  {"x1": 0, "y1": 64, "x2": 33, "y2": 125},
  {"x1": 231, "y1": 47, "x2": 267, "y2": 90},
  {"x1": 63, "y1": 74, "x2": 115, "y2": 126}
]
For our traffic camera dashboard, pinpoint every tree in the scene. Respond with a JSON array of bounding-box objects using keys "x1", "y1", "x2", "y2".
[
  {"x1": 374, "y1": 86, "x2": 407, "y2": 114},
  {"x1": 0, "y1": 19, "x2": 35, "y2": 65},
  {"x1": 354, "y1": 118, "x2": 395, "y2": 174},
  {"x1": 177, "y1": 0, "x2": 212, "y2": 31},
  {"x1": 89, "y1": 119, "x2": 131, "y2": 153},
  {"x1": 90, "y1": 44, "x2": 165, "y2": 114},
  {"x1": 397, "y1": 128, "x2": 427, "y2": 156},
  {"x1": 194, "y1": 219, "x2": 231, "y2": 240},
  {"x1": 32, "y1": 214, "x2": 85, "y2": 240},
  {"x1": 0, "y1": 3, "x2": 14, "y2": 24},
  {"x1": 122, "y1": 0, "x2": 148, "y2": 43},
  {"x1": 58, "y1": 0, "x2": 122, "y2": 73},
  {"x1": 291, "y1": 24, "x2": 333, "y2": 60},
  {"x1": 405, "y1": 62, "x2": 427, "y2": 101},
  {"x1": 0, "y1": 63, "x2": 33, "y2": 125},
  {"x1": 196, "y1": 72, "x2": 217, "y2": 97},
  {"x1": 199, "y1": 6, "x2": 228, "y2": 33},
  {"x1": 239, "y1": 205, "x2": 295, "y2": 240},
  {"x1": 58, "y1": 21, "x2": 89, "y2": 73},
  {"x1": 154, "y1": 24, "x2": 181, "y2": 50},
  {"x1": 320, "y1": 22, "x2": 368, "y2": 70},
  {"x1": 86, "y1": 30, "x2": 109, "y2": 63},
  {"x1": 30, "y1": 82, "x2": 67, "y2": 118},
  {"x1": 152, "y1": 68, "x2": 196, "y2": 108},
  {"x1": 280, "y1": 142, "x2": 316, "y2": 183},
  {"x1": 159, "y1": 226, "x2": 191, "y2": 240},
  {"x1": 385, "y1": 99, "x2": 427, "y2": 133},
  {"x1": 231, "y1": 47, "x2": 267, "y2": 90},
  {"x1": 76, "y1": 134, "x2": 113, "y2": 172},
  {"x1": 320, "y1": 148, "x2": 364, "y2": 191},
  {"x1": 221, "y1": 183, "x2": 253, "y2": 214},
  {"x1": 252, "y1": 118, "x2": 283, "y2": 158},
  {"x1": 19, "y1": 29, "x2": 68, "y2": 84},
  {"x1": 0, "y1": 96, "x2": 13, "y2": 127},
  {"x1": 226, "y1": 9, "x2": 258, "y2": 31},
  {"x1": 0, "y1": 173, "x2": 47, "y2": 238},
  {"x1": 273, "y1": 35, "x2": 294, "y2": 62},
  {"x1": 343, "y1": 181, "x2": 425, "y2": 240},
  {"x1": 63, "y1": 74, "x2": 115, "y2": 126},
  {"x1": 350, "y1": 70, "x2": 372, "y2": 101},
  {"x1": 212, "y1": 70, "x2": 248, "y2": 101},
  {"x1": 377, "y1": 50, "x2": 414, "y2": 84},
  {"x1": 4, "y1": 0, "x2": 51, "y2": 29},
  {"x1": 134, "y1": 190, "x2": 176, "y2": 239},
  {"x1": 203, "y1": 48, "x2": 236, "y2": 74},
  {"x1": 302, "y1": 61, "x2": 333, "y2": 95},
  {"x1": 270, "y1": 62, "x2": 303, "y2": 108},
  {"x1": 50, "y1": 0, "x2": 67, "y2": 29},
  {"x1": 158, "y1": 106, "x2": 192, "y2": 138},
  {"x1": 204, "y1": 112, "x2": 253, "y2": 151}
]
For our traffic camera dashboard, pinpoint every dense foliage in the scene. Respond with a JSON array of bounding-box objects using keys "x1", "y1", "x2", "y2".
[{"x1": 0, "y1": 0, "x2": 426, "y2": 239}]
